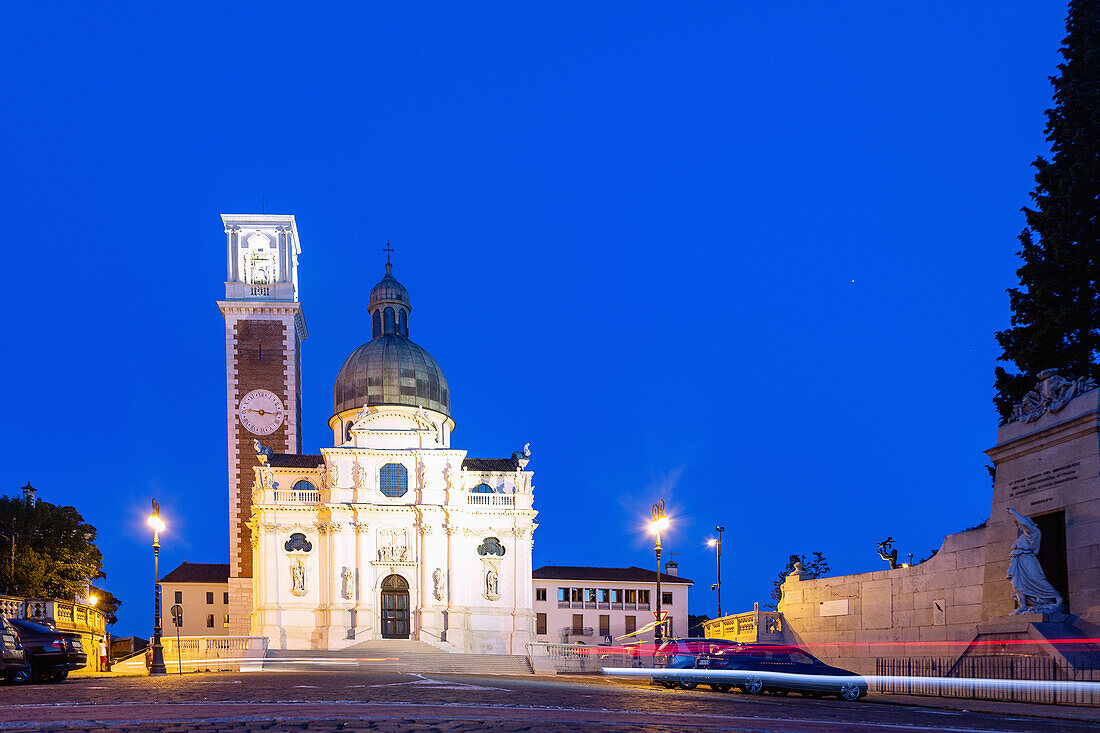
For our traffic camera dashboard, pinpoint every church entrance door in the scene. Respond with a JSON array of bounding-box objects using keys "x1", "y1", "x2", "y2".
[{"x1": 380, "y1": 574, "x2": 410, "y2": 639}]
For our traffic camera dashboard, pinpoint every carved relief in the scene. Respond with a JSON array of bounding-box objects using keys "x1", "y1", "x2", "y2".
[
  {"x1": 1005, "y1": 370, "x2": 1098, "y2": 425},
  {"x1": 353, "y1": 522, "x2": 371, "y2": 534},
  {"x1": 378, "y1": 527, "x2": 410, "y2": 562},
  {"x1": 357, "y1": 464, "x2": 370, "y2": 490},
  {"x1": 416, "y1": 460, "x2": 426, "y2": 490},
  {"x1": 443, "y1": 463, "x2": 454, "y2": 490},
  {"x1": 328, "y1": 461, "x2": 340, "y2": 487}
]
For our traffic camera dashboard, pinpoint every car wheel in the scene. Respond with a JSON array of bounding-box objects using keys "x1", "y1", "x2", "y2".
[
  {"x1": 678, "y1": 681, "x2": 698, "y2": 690},
  {"x1": 53, "y1": 671, "x2": 69, "y2": 682},
  {"x1": 838, "y1": 682, "x2": 862, "y2": 701},
  {"x1": 709, "y1": 683, "x2": 732, "y2": 693},
  {"x1": 739, "y1": 675, "x2": 764, "y2": 694},
  {"x1": 13, "y1": 659, "x2": 35, "y2": 684}
]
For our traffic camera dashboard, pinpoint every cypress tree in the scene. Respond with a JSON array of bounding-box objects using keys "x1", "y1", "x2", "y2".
[{"x1": 994, "y1": 0, "x2": 1100, "y2": 420}]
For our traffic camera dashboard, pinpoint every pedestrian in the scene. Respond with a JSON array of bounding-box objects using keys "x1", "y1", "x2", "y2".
[{"x1": 98, "y1": 637, "x2": 108, "y2": 672}]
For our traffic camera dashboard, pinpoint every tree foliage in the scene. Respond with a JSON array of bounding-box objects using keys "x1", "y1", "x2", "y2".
[
  {"x1": 0, "y1": 492, "x2": 105, "y2": 601},
  {"x1": 994, "y1": 0, "x2": 1100, "y2": 419},
  {"x1": 768, "y1": 551, "x2": 829, "y2": 608}
]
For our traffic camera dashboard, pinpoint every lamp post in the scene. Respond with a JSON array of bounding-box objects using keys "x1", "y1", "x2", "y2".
[
  {"x1": 648, "y1": 499, "x2": 670, "y2": 646},
  {"x1": 707, "y1": 526, "x2": 725, "y2": 618},
  {"x1": 148, "y1": 499, "x2": 167, "y2": 676}
]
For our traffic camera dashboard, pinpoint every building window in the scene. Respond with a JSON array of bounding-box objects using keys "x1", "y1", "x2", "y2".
[
  {"x1": 558, "y1": 587, "x2": 568, "y2": 603},
  {"x1": 372, "y1": 309, "x2": 382, "y2": 338},
  {"x1": 536, "y1": 613, "x2": 547, "y2": 635},
  {"x1": 398, "y1": 309, "x2": 408, "y2": 336},
  {"x1": 625, "y1": 589, "x2": 637, "y2": 604},
  {"x1": 292, "y1": 479, "x2": 315, "y2": 493},
  {"x1": 571, "y1": 588, "x2": 583, "y2": 603},
  {"x1": 346, "y1": 422, "x2": 354, "y2": 442},
  {"x1": 639, "y1": 589, "x2": 650, "y2": 605},
  {"x1": 625, "y1": 615, "x2": 636, "y2": 634},
  {"x1": 206, "y1": 614, "x2": 214, "y2": 628},
  {"x1": 599, "y1": 589, "x2": 610, "y2": 604},
  {"x1": 663, "y1": 592, "x2": 673, "y2": 605},
  {"x1": 383, "y1": 306, "x2": 395, "y2": 334},
  {"x1": 285, "y1": 532, "x2": 313, "y2": 552},
  {"x1": 223, "y1": 614, "x2": 230, "y2": 628},
  {"x1": 586, "y1": 589, "x2": 597, "y2": 603},
  {"x1": 174, "y1": 591, "x2": 182, "y2": 604},
  {"x1": 535, "y1": 588, "x2": 546, "y2": 602},
  {"x1": 471, "y1": 483, "x2": 494, "y2": 493},
  {"x1": 572, "y1": 614, "x2": 584, "y2": 634},
  {"x1": 611, "y1": 589, "x2": 623, "y2": 604},
  {"x1": 206, "y1": 592, "x2": 214, "y2": 605},
  {"x1": 379, "y1": 463, "x2": 408, "y2": 497},
  {"x1": 599, "y1": 615, "x2": 610, "y2": 637},
  {"x1": 223, "y1": 592, "x2": 230, "y2": 604}
]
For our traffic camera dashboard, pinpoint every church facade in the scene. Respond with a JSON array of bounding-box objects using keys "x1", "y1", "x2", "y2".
[{"x1": 218, "y1": 214, "x2": 537, "y2": 653}]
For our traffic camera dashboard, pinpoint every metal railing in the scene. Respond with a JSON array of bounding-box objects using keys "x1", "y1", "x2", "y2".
[
  {"x1": 527, "y1": 642, "x2": 644, "y2": 674},
  {"x1": 875, "y1": 656, "x2": 1100, "y2": 705},
  {"x1": 702, "y1": 610, "x2": 784, "y2": 644}
]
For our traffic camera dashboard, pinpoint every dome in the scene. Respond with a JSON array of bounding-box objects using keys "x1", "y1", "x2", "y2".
[
  {"x1": 332, "y1": 259, "x2": 450, "y2": 416},
  {"x1": 332, "y1": 336, "x2": 450, "y2": 416},
  {"x1": 370, "y1": 267, "x2": 409, "y2": 306}
]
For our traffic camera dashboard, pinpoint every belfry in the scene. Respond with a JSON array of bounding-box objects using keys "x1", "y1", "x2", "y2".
[{"x1": 218, "y1": 215, "x2": 537, "y2": 652}]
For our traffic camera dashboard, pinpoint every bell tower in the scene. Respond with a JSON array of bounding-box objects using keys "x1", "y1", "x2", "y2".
[{"x1": 217, "y1": 214, "x2": 308, "y2": 635}]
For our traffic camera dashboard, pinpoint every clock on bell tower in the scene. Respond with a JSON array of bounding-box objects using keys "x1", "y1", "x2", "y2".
[{"x1": 217, "y1": 214, "x2": 307, "y2": 635}]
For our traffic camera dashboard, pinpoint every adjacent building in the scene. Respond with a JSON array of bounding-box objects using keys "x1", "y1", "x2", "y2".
[
  {"x1": 532, "y1": 565, "x2": 692, "y2": 643},
  {"x1": 157, "y1": 562, "x2": 232, "y2": 637}
]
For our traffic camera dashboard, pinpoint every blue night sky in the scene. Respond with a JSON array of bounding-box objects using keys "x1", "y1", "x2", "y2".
[{"x1": 0, "y1": 3, "x2": 1069, "y2": 636}]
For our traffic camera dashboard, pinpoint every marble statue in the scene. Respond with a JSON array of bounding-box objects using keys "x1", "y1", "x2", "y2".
[
  {"x1": 341, "y1": 567, "x2": 354, "y2": 599},
  {"x1": 291, "y1": 560, "x2": 306, "y2": 595},
  {"x1": 433, "y1": 568, "x2": 445, "y2": 600},
  {"x1": 1006, "y1": 506, "x2": 1063, "y2": 614},
  {"x1": 485, "y1": 569, "x2": 499, "y2": 599},
  {"x1": 253, "y1": 439, "x2": 274, "y2": 464}
]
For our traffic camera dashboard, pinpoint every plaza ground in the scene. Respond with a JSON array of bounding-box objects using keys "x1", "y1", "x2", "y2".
[{"x1": 3, "y1": 670, "x2": 1100, "y2": 732}]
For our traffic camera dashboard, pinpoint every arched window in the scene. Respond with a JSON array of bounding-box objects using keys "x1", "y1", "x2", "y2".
[
  {"x1": 292, "y1": 480, "x2": 315, "y2": 493},
  {"x1": 345, "y1": 422, "x2": 354, "y2": 442},
  {"x1": 284, "y1": 532, "x2": 313, "y2": 552},
  {"x1": 398, "y1": 309, "x2": 407, "y2": 336},
  {"x1": 372, "y1": 309, "x2": 381, "y2": 338},
  {"x1": 383, "y1": 307, "x2": 395, "y2": 334},
  {"x1": 379, "y1": 463, "x2": 408, "y2": 497},
  {"x1": 471, "y1": 483, "x2": 494, "y2": 493}
]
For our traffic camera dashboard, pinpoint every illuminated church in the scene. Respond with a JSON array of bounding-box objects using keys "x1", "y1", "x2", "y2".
[{"x1": 216, "y1": 214, "x2": 537, "y2": 652}]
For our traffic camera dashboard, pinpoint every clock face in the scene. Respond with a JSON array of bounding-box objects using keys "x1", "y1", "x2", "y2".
[{"x1": 238, "y1": 389, "x2": 285, "y2": 435}]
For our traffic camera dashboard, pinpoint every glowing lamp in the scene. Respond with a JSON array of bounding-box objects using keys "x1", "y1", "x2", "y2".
[
  {"x1": 648, "y1": 516, "x2": 669, "y2": 534},
  {"x1": 148, "y1": 514, "x2": 165, "y2": 533}
]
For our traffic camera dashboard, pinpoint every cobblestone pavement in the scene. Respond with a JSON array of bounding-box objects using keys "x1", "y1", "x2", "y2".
[{"x1": 1, "y1": 671, "x2": 1098, "y2": 732}]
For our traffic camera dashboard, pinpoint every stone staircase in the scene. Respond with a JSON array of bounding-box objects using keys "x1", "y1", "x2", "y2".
[{"x1": 264, "y1": 639, "x2": 533, "y2": 675}]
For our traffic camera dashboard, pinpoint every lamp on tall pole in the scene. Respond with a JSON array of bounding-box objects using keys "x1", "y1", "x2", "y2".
[
  {"x1": 648, "y1": 499, "x2": 670, "y2": 646},
  {"x1": 148, "y1": 499, "x2": 167, "y2": 676},
  {"x1": 707, "y1": 526, "x2": 725, "y2": 618}
]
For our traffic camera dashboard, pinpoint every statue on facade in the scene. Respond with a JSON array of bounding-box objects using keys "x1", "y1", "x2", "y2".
[
  {"x1": 876, "y1": 538, "x2": 900, "y2": 569},
  {"x1": 253, "y1": 439, "x2": 274, "y2": 465},
  {"x1": 341, "y1": 567, "x2": 354, "y2": 599},
  {"x1": 433, "y1": 568, "x2": 445, "y2": 600},
  {"x1": 290, "y1": 560, "x2": 306, "y2": 595},
  {"x1": 485, "y1": 569, "x2": 499, "y2": 599},
  {"x1": 1006, "y1": 506, "x2": 1063, "y2": 615}
]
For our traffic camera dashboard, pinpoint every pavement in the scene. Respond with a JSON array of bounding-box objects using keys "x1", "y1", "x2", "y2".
[{"x1": 1, "y1": 669, "x2": 1098, "y2": 732}]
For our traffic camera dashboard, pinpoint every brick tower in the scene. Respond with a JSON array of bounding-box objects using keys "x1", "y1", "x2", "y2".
[{"x1": 217, "y1": 214, "x2": 307, "y2": 635}]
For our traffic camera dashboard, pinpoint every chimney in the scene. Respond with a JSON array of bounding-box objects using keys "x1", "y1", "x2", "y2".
[
  {"x1": 22, "y1": 482, "x2": 36, "y2": 507},
  {"x1": 664, "y1": 560, "x2": 678, "y2": 577}
]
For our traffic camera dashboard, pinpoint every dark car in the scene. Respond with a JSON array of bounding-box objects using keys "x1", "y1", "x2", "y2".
[
  {"x1": 0, "y1": 618, "x2": 26, "y2": 683},
  {"x1": 652, "y1": 638, "x2": 746, "y2": 690},
  {"x1": 689, "y1": 644, "x2": 867, "y2": 700},
  {"x1": 7, "y1": 619, "x2": 86, "y2": 683}
]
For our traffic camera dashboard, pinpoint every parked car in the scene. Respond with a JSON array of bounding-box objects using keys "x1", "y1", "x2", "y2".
[
  {"x1": 6, "y1": 619, "x2": 86, "y2": 683},
  {"x1": 690, "y1": 644, "x2": 867, "y2": 700},
  {"x1": 652, "y1": 638, "x2": 746, "y2": 690},
  {"x1": 0, "y1": 618, "x2": 27, "y2": 683}
]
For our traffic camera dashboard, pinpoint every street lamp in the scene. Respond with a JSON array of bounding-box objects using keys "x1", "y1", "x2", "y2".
[
  {"x1": 707, "y1": 525, "x2": 725, "y2": 618},
  {"x1": 148, "y1": 499, "x2": 167, "y2": 676},
  {"x1": 649, "y1": 499, "x2": 670, "y2": 645}
]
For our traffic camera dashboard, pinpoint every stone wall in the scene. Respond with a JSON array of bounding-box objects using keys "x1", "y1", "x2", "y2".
[{"x1": 778, "y1": 526, "x2": 988, "y2": 676}]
